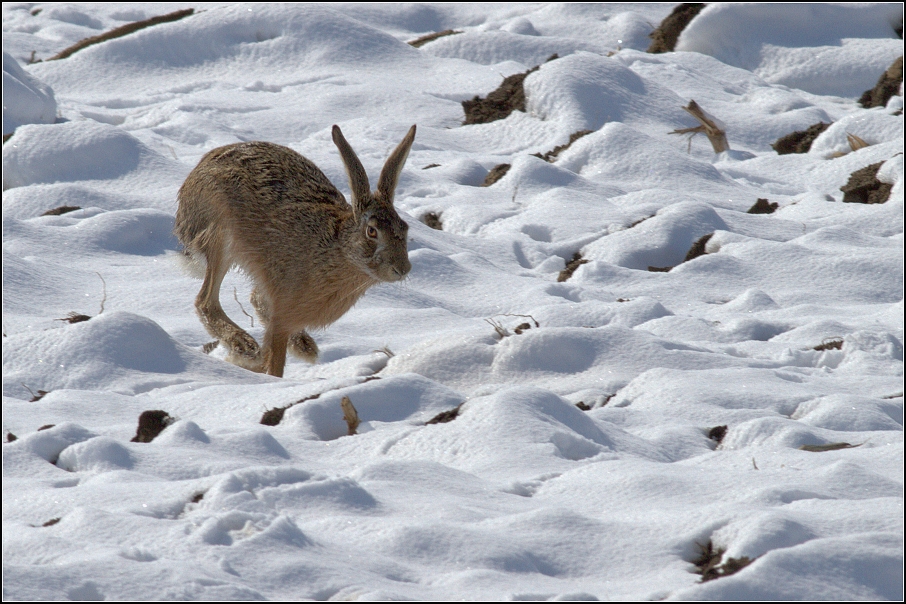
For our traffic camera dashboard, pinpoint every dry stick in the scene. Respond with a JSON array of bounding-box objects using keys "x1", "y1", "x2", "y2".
[
  {"x1": 46, "y1": 8, "x2": 194, "y2": 61},
  {"x1": 95, "y1": 272, "x2": 107, "y2": 314},
  {"x1": 341, "y1": 396, "x2": 360, "y2": 436},
  {"x1": 671, "y1": 100, "x2": 730, "y2": 153},
  {"x1": 233, "y1": 287, "x2": 254, "y2": 327}
]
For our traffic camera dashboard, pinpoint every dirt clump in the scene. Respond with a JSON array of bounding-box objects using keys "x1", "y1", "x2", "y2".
[
  {"x1": 41, "y1": 206, "x2": 81, "y2": 216},
  {"x1": 707, "y1": 425, "x2": 728, "y2": 444},
  {"x1": 131, "y1": 410, "x2": 173, "y2": 443},
  {"x1": 426, "y1": 403, "x2": 465, "y2": 425},
  {"x1": 683, "y1": 232, "x2": 713, "y2": 262},
  {"x1": 482, "y1": 163, "x2": 511, "y2": 186},
  {"x1": 558, "y1": 252, "x2": 589, "y2": 282},
  {"x1": 858, "y1": 56, "x2": 903, "y2": 109},
  {"x1": 408, "y1": 29, "x2": 462, "y2": 48},
  {"x1": 771, "y1": 122, "x2": 830, "y2": 154},
  {"x1": 746, "y1": 198, "x2": 777, "y2": 214},
  {"x1": 462, "y1": 55, "x2": 557, "y2": 125},
  {"x1": 840, "y1": 161, "x2": 893, "y2": 204},
  {"x1": 421, "y1": 212, "x2": 443, "y2": 230},
  {"x1": 647, "y1": 4, "x2": 706, "y2": 53},
  {"x1": 533, "y1": 130, "x2": 593, "y2": 162},
  {"x1": 692, "y1": 540, "x2": 753, "y2": 582}
]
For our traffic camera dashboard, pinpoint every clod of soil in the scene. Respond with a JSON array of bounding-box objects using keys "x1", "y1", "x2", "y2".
[
  {"x1": 408, "y1": 29, "x2": 463, "y2": 48},
  {"x1": 41, "y1": 518, "x2": 61, "y2": 527},
  {"x1": 859, "y1": 56, "x2": 903, "y2": 109},
  {"x1": 482, "y1": 163, "x2": 511, "y2": 186},
  {"x1": 462, "y1": 55, "x2": 557, "y2": 125},
  {"x1": 799, "y1": 442, "x2": 860, "y2": 452},
  {"x1": 648, "y1": 265, "x2": 672, "y2": 272},
  {"x1": 840, "y1": 161, "x2": 893, "y2": 204},
  {"x1": 683, "y1": 232, "x2": 713, "y2": 262},
  {"x1": 771, "y1": 122, "x2": 830, "y2": 155},
  {"x1": 130, "y1": 410, "x2": 173, "y2": 443},
  {"x1": 813, "y1": 339, "x2": 843, "y2": 351},
  {"x1": 513, "y1": 322, "x2": 532, "y2": 335},
  {"x1": 575, "y1": 401, "x2": 591, "y2": 411},
  {"x1": 190, "y1": 492, "x2": 204, "y2": 504},
  {"x1": 746, "y1": 198, "x2": 777, "y2": 214},
  {"x1": 261, "y1": 391, "x2": 323, "y2": 426},
  {"x1": 533, "y1": 130, "x2": 593, "y2": 162},
  {"x1": 37, "y1": 424, "x2": 55, "y2": 431},
  {"x1": 707, "y1": 425, "x2": 728, "y2": 444},
  {"x1": 56, "y1": 312, "x2": 91, "y2": 324},
  {"x1": 558, "y1": 252, "x2": 589, "y2": 282},
  {"x1": 422, "y1": 163, "x2": 440, "y2": 170},
  {"x1": 7, "y1": 431, "x2": 18, "y2": 442},
  {"x1": 426, "y1": 403, "x2": 464, "y2": 425},
  {"x1": 48, "y1": 9, "x2": 195, "y2": 61},
  {"x1": 41, "y1": 205, "x2": 81, "y2": 216},
  {"x1": 421, "y1": 212, "x2": 443, "y2": 230},
  {"x1": 647, "y1": 4, "x2": 707, "y2": 53},
  {"x1": 692, "y1": 540, "x2": 754, "y2": 582}
]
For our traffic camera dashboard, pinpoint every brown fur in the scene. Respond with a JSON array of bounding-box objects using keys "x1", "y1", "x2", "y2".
[{"x1": 175, "y1": 125, "x2": 416, "y2": 377}]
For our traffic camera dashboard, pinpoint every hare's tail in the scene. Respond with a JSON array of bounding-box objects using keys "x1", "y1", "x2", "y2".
[{"x1": 174, "y1": 247, "x2": 207, "y2": 279}]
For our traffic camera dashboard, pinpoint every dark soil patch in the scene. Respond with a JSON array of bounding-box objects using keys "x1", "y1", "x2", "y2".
[
  {"x1": 683, "y1": 232, "x2": 713, "y2": 262},
  {"x1": 746, "y1": 198, "x2": 777, "y2": 214},
  {"x1": 41, "y1": 517, "x2": 61, "y2": 527},
  {"x1": 2, "y1": 133, "x2": 13, "y2": 145},
  {"x1": 48, "y1": 9, "x2": 194, "y2": 61},
  {"x1": 37, "y1": 424, "x2": 55, "y2": 431},
  {"x1": 56, "y1": 312, "x2": 91, "y2": 324},
  {"x1": 422, "y1": 163, "x2": 440, "y2": 170},
  {"x1": 426, "y1": 403, "x2": 464, "y2": 424},
  {"x1": 693, "y1": 540, "x2": 753, "y2": 582},
  {"x1": 558, "y1": 252, "x2": 589, "y2": 282},
  {"x1": 462, "y1": 55, "x2": 557, "y2": 125},
  {"x1": 799, "y1": 442, "x2": 860, "y2": 452},
  {"x1": 7, "y1": 431, "x2": 18, "y2": 442},
  {"x1": 482, "y1": 163, "x2": 511, "y2": 186},
  {"x1": 408, "y1": 29, "x2": 463, "y2": 48},
  {"x1": 130, "y1": 410, "x2": 173, "y2": 443},
  {"x1": 513, "y1": 322, "x2": 532, "y2": 335},
  {"x1": 190, "y1": 492, "x2": 204, "y2": 503},
  {"x1": 42, "y1": 205, "x2": 82, "y2": 216},
  {"x1": 840, "y1": 161, "x2": 893, "y2": 204},
  {"x1": 575, "y1": 401, "x2": 591, "y2": 411},
  {"x1": 813, "y1": 338, "x2": 843, "y2": 351},
  {"x1": 859, "y1": 56, "x2": 903, "y2": 109},
  {"x1": 26, "y1": 387, "x2": 49, "y2": 402},
  {"x1": 772, "y1": 122, "x2": 830, "y2": 155},
  {"x1": 261, "y1": 392, "x2": 322, "y2": 426},
  {"x1": 421, "y1": 212, "x2": 443, "y2": 230},
  {"x1": 533, "y1": 129, "x2": 593, "y2": 162},
  {"x1": 649, "y1": 232, "x2": 714, "y2": 272},
  {"x1": 707, "y1": 425, "x2": 728, "y2": 444},
  {"x1": 647, "y1": 4, "x2": 706, "y2": 53}
]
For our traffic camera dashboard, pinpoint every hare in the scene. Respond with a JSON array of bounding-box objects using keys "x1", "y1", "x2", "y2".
[{"x1": 175, "y1": 125, "x2": 415, "y2": 377}]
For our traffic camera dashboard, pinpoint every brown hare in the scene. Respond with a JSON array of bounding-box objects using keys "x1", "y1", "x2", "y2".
[{"x1": 175, "y1": 125, "x2": 415, "y2": 377}]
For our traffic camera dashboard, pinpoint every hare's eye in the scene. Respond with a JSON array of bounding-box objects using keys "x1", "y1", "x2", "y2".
[{"x1": 366, "y1": 226, "x2": 379, "y2": 239}]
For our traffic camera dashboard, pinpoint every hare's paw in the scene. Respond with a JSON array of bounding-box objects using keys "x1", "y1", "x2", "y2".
[{"x1": 288, "y1": 331, "x2": 319, "y2": 363}]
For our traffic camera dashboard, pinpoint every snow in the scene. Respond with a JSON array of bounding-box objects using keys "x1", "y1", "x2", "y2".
[{"x1": 2, "y1": 2, "x2": 903, "y2": 601}]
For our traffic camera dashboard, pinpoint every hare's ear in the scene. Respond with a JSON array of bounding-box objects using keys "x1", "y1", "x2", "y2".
[
  {"x1": 332, "y1": 125, "x2": 371, "y2": 214},
  {"x1": 377, "y1": 125, "x2": 416, "y2": 204}
]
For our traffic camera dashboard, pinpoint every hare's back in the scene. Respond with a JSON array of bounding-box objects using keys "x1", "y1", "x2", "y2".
[{"x1": 201, "y1": 142, "x2": 345, "y2": 208}]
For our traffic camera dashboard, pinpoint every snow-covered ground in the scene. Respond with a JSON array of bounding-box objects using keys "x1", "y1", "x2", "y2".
[{"x1": 2, "y1": 3, "x2": 903, "y2": 600}]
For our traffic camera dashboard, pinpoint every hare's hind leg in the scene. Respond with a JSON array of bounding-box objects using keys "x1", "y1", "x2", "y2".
[
  {"x1": 251, "y1": 287, "x2": 319, "y2": 364},
  {"x1": 196, "y1": 246, "x2": 262, "y2": 372}
]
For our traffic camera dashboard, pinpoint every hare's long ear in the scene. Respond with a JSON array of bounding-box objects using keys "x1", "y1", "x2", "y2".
[
  {"x1": 377, "y1": 125, "x2": 416, "y2": 204},
  {"x1": 332, "y1": 125, "x2": 371, "y2": 214}
]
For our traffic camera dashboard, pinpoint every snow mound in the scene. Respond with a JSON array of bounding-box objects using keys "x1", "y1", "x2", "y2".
[{"x1": 2, "y1": 51, "x2": 57, "y2": 134}]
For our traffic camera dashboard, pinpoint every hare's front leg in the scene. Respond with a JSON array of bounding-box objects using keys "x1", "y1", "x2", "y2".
[
  {"x1": 251, "y1": 287, "x2": 319, "y2": 364},
  {"x1": 196, "y1": 248, "x2": 262, "y2": 372}
]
